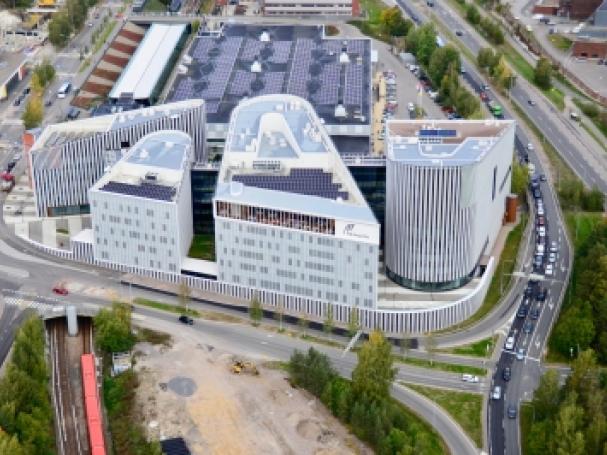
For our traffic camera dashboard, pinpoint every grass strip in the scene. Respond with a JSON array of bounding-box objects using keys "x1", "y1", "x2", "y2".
[
  {"x1": 443, "y1": 336, "x2": 497, "y2": 358},
  {"x1": 520, "y1": 402, "x2": 534, "y2": 455},
  {"x1": 348, "y1": 0, "x2": 392, "y2": 43},
  {"x1": 93, "y1": 20, "x2": 117, "y2": 54},
  {"x1": 187, "y1": 234, "x2": 216, "y2": 261},
  {"x1": 580, "y1": 122, "x2": 607, "y2": 152},
  {"x1": 133, "y1": 297, "x2": 244, "y2": 323},
  {"x1": 395, "y1": 355, "x2": 487, "y2": 376},
  {"x1": 136, "y1": 327, "x2": 172, "y2": 346},
  {"x1": 548, "y1": 34, "x2": 572, "y2": 52},
  {"x1": 406, "y1": 383, "x2": 483, "y2": 448}
]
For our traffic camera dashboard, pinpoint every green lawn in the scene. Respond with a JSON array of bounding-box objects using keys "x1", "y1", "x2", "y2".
[
  {"x1": 188, "y1": 234, "x2": 216, "y2": 261},
  {"x1": 444, "y1": 213, "x2": 527, "y2": 332},
  {"x1": 199, "y1": 0, "x2": 215, "y2": 13},
  {"x1": 406, "y1": 383, "x2": 483, "y2": 448},
  {"x1": 580, "y1": 122, "x2": 607, "y2": 152},
  {"x1": 134, "y1": 297, "x2": 201, "y2": 317},
  {"x1": 548, "y1": 34, "x2": 572, "y2": 52},
  {"x1": 445, "y1": 336, "x2": 497, "y2": 358},
  {"x1": 348, "y1": 0, "x2": 392, "y2": 42},
  {"x1": 565, "y1": 211, "x2": 604, "y2": 250},
  {"x1": 395, "y1": 355, "x2": 487, "y2": 376},
  {"x1": 144, "y1": 0, "x2": 166, "y2": 11},
  {"x1": 92, "y1": 20, "x2": 117, "y2": 54}
]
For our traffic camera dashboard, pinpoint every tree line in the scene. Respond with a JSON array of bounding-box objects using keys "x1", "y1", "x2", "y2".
[
  {"x1": 95, "y1": 302, "x2": 162, "y2": 455},
  {"x1": 405, "y1": 23, "x2": 480, "y2": 118},
  {"x1": 48, "y1": 0, "x2": 98, "y2": 48},
  {"x1": 0, "y1": 316, "x2": 54, "y2": 455},
  {"x1": 22, "y1": 60, "x2": 56, "y2": 129},
  {"x1": 550, "y1": 220, "x2": 607, "y2": 361},
  {"x1": 289, "y1": 331, "x2": 444, "y2": 454},
  {"x1": 525, "y1": 350, "x2": 607, "y2": 454}
]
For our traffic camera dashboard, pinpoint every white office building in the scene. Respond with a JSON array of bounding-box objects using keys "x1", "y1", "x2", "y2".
[
  {"x1": 30, "y1": 99, "x2": 205, "y2": 217},
  {"x1": 214, "y1": 95, "x2": 380, "y2": 308},
  {"x1": 384, "y1": 119, "x2": 516, "y2": 291},
  {"x1": 89, "y1": 130, "x2": 194, "y2": 274},
  {"x1": 262, "y1": 0, "x2": 358, "y2": 16}
]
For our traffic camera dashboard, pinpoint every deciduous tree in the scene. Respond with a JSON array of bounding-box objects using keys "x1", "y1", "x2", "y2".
[
  {"x1": 534, "y1": 57, "x2": 553, "y2": 90},
  {"x1": 351, "y1": 330, "x2": 396, "y2": 403}
]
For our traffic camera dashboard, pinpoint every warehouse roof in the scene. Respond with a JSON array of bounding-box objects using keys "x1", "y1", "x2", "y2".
[{"x1": 109, "y1": 23, "x2": 186, "y2": 101}]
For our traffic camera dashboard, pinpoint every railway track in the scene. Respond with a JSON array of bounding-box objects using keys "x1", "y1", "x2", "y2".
[{"x1": 48, "y1": 317, "x2": 93, "y2": 455}]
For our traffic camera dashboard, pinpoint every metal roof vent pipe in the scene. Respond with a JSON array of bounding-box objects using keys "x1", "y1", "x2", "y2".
[
  {"x1": 260, "y1": 31, "x2": 270, "y2": 42},
  {"x1": 339, "y1": 51, "x2": 350, "y2": 64}
]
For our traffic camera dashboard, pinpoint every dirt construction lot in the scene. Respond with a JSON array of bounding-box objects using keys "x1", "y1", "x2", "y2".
[{"x1": 134, "y1": 330, "x2": 370, "y2": 455}]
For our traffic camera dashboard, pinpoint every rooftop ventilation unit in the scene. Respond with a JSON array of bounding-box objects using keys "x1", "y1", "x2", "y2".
[
  {"x1": 251, "y1": 60, "x2": 262, "y2": 73},
  {"x1": 182, "y1": 54, "x2": 193, "y2": 65},
  {"x1": 177, "y1": 64, "x2": 188, "y2": 75},
  {"x1": 144, "y1": 172, "x2": 158, "y2": 182},
  {"x1": 335, "y1": 104, "x2": 347, "y2": 118},
  {"x1": 260, "y1": 31, "x2": 270, "y2": 42},
  {"x1": 339, "y1": 52, "x2": 350, "y2": 64}
]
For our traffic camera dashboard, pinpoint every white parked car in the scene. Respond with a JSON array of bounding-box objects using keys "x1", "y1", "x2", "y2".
[
  {"x1": 537, "y1": 226, "x2": 546, "y2": 237},
  {"x1": 545, "y1": 264, "x2": 554, "y2": 276},
  {"x1": 407, "y1": 102, "x2": 415, "y2": 111},
  {"x1": 550, "y1": 241, "x2": 558, "y2": 253},
  {"x1": 492, "y1": 386, "x2": 502, "y2": 400},
  {"x1": 549, "y1": 252, "x2": 557, "y2": 263},
  {"x1": 537, "y1": 206, "x2": 545, "y2": 216},
  {"x1": 505, "y1": 336, "x2": 515, "y2": 350},
  {"x1": 462, "y1": 374, "x2": 479, "y2": 383}
]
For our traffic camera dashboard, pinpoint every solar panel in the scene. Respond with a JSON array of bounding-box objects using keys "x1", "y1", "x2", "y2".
[
  {"x1": 257, "y1": 72, "x2": 285, "y2": 95},
  {"x1": 419, "y1": 129, "x2": 458, "y2": 137},
  {"x1": 100, "y1": 181, "x2": 176, "y2": 201},
  {"x1": 232, "y1": 168, "x2": 348, "y2": 200},
  {"x1": 269, "y1": 41, "x2": 292, "y2": 64},
  {"x1": 313, "y1": 62, "x2": 339, "y2": 105},
  {"x1": 344, "y1": 64, "x2": 363, "y2": 107},
  {"x1": 287, "y1": 39, "x2": 314, "y2": 98},
  {"x1": 241, "y1": 38, "x2": 265, "y2": 62},
  {"x1": 228, "y1": 70, "x2": 256, "y2": 96},
  {"x1": 347, "y1": 40, "x2": 365, "y2": 56}
]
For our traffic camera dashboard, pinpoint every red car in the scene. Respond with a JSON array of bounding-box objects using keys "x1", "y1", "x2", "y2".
[
  {"x1": 479, "y1": 91, "x2": 489, "y2": 102},
  {"x1": 52, "y1": 286, "x2": 68, "y2": 296}
]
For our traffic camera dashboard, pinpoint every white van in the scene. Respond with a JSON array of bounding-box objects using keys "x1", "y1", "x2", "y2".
[{"x1": 492, "y1": 386, "x2": 502, "y2": 400}]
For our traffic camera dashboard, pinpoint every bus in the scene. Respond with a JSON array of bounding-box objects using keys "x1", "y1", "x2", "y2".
[{"x1": 57, "y1": 82, "x2": 72, "y2": 99}]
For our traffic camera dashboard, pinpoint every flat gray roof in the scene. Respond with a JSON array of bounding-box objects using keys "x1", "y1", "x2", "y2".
[
  {"x1": 125, "y1": 131, "x2": 190, "y2": 170},
  {"x1": 0, "y1": 51, "x2": 28, "y2": 86}
]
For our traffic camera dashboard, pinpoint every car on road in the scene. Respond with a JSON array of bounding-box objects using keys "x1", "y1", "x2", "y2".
[
  {"x1": 6, "y1": 161, "x2": 16, "y2": 172},
  {"x1": 407, "y1": 102, "x2": 415, "y2": 112},
  {"x1": 516, "y1": 348, "x2": 526, "y2": 360},
  {"x1": 537, "y1": 288, "x2": 547, "y2": 302},
  {"x1": 528, "y1": 99, "x2": 536, "y2": 106},
  {"x1": 537, "y1": 206, "x2": 545, "y2": 216},
  {"x1": 13, "y1": 97, "x2": 21, "y2": 106},
  {"x1": 52, "y1": 285, "x2": 68, "y2": 295},
  {"x1": 45, "y1": 98, "x2": 53, "y2": 107},
  {"x1": 479, "y1": 91, "x2": 489, "y2": 102},
  {"x1": 524, "y1": 284, "x2": 534, "y2": 298},
  {"x1": 502, "y1": 367, "x2": 511, "y2": 381},
  {"x1": 539, "y1": 174, "x2": 547, "y2": 181},
  {"x1": 545, "y1": 264, "x2": 554, "y2": 276},
  {"x1": 462, "y1": 374, "x2": 479, "y2": 383},
  {"x1": 531, "y1": 307, "x2": 540, "y2": 320},
  {"x1": 533, "y1": 189, "x2": 542, "y2": 199},
  {"x1": 550, "y1": 241, "x2": 558, "y2": 253},
  {"x1": 523, "y1": 322, "x2": 534, "y2": 334},
  {"x1": 549, "y1": 252, "x2": 557, "y2": 263},
  {"x1": 536, "y1": 215, "x2": 545, "y2": 226},
  {"x1": 14, "y1": 209, "x2": 22, "y2": 216},
  {"x1": 527, "y1": 143, "x2": 534, "y2": 151},
  {"x1": 492, "y1": 385, "x2": 502, "y2": 400},
  {"x1": 537, "y1": 226, "x2": 546, "y2": 237},
  {"x1": 507, "y1": 405, "x2": 518, "y2": 419},
  {"x1": 505, "y1": 336, "x2": 515, "y2": 350},
  {"x1": 517, "y1": 306, "x2": 528, "y2": 318},
  {"x1": 455, "y1": 30, "x2": 464, "y2": 36},
  {"x1": 178, "y1": 315, "x2": 194, "y2": 325}
]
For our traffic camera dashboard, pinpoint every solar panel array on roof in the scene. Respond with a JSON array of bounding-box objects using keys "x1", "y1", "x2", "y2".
[
  {"x1": 168, "y1": 26, "x2": 371, "y2": 125},
  {"x1": 344, "y1": 64, "x2": 363, "y2": 107},
  {"x1": 100, "y1": 181, "x2": 176, "y2": 201},
  {"x1": 160, "y1": 438, "x2": 191, "y2": 455},
  {"x1": 419, "y1": 129, "x2": 458, "y2": 137},
  {"x1": 232, "y1": 168, "x2": 348, "y2": 200}
]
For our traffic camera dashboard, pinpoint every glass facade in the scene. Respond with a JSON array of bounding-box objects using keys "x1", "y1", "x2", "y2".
[
  {"x1": 191, "y1": 168, "x2": 218, "y2": 234},
  {"x1": 348, "y1": 165, "x2": 386, "y2": 244}
]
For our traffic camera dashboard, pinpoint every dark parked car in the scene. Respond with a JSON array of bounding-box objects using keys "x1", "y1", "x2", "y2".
[
  {"x1": 178, "y1": 315, "x2": 194, "y2": 325},
  {"x1": 502, "y1": 367, "x2": 511, "y2": 381},
  {"x1": 507, "y1": 405, "x2": 518, "y2": 419},
  {"x1": 530, "y1": 308, "x2": 540, "y2": 320},
  {"x1": 517, "y1": 306, "x2": 528, "y2": 318},
  {"x1": 537, "y1": 288, "x2": 547, "y2": 302}
]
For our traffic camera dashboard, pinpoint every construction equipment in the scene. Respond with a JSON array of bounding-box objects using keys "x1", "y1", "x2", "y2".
[{"x1": 230, "y1": 359, "x2": 259, "y2": 376}]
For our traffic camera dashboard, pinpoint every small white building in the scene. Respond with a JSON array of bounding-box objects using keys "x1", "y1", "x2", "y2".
[{"x1": 89, "y1": 131, "x2": 194, "y2": 274}]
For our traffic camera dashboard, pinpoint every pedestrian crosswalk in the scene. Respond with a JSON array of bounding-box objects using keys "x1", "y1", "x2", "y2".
[{"x1": 1, "y1": 295, "x2": 50, "y2": 310}]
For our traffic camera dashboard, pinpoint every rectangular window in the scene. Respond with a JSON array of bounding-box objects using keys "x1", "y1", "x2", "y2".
[{"x1": 492, "y1": 166, "x2": 497, "y2": 201}]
